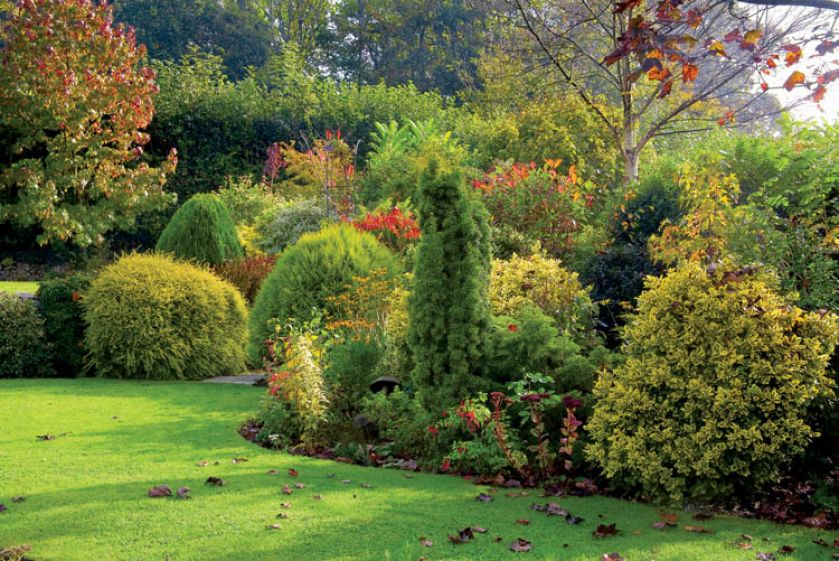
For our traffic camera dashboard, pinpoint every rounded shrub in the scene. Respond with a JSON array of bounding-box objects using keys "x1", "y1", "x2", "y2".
[
  {"x1": 37, "y1": 273, "x2": 92, "y2": 376},
  {"x1": 84, "y1": 253, "x2": 248, "y2": 379},
  {"x1": 587, "y1": 261, "x2": 839, "y2": 503},
  {"x1": 0, "y1": 293, "x2": 53, "y2": 377},
  {"x1": 248, "y1": 224, "x2": 401, "y2": 363},
  {"x1": 256, "y1": 198, "x2": 330, "y2": 255},
  {"x1": 490, "y1": 252, "x2": 594, "y2": 334},
  {"x1": 156, "y1": 193, "x2": 243, "y2": 264}
]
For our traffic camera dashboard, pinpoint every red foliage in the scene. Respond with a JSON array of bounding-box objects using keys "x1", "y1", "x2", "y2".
[
  {"x1": 213, "y1": 255, "x2": 277, "y2": 303},
  {"x1": 352, "y1": 207, "x2": 420, "y2": 254}
]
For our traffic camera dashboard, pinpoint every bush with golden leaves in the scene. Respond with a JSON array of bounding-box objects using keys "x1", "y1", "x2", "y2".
[{"x1": 586, "y1": 261, "x2": 838, "y2": 503}]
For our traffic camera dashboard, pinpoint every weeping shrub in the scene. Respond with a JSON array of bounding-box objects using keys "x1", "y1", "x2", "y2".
[
  {"x1": 84, "y1": 253, "x2": 247, "y2": 379},
  {"x1": 587, "y1": 261, "x2": 839, "y2": 503},
  {"x1": 156, "y1": 193, "x2": 243, "y2": 264},
  {"x1": 247, "y1": 224, "x2": 400, "y2": 364}
]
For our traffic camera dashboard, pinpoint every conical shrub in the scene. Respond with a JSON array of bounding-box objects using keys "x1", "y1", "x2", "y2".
[{"x1": 156, "y1": 193, "x2": 243, "y2": 264}]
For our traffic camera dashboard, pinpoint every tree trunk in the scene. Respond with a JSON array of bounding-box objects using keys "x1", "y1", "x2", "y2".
[{"x1": 622, "y1": 149, "x2": 639, "y2": 185}]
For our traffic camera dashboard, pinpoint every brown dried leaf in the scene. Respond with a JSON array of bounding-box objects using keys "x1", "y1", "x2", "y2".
[
  {"x1": 280, "y1": 502, "x2": 292, "y2": 509},
  {"x1": 282, "y1": 485, "x2": 293, "y2": 495},
  {"x1": 682, "y1": 525, "x2": 713, "y2": 533},
  {"x1": 288, "y1": 469, "x2": 299, "y2": 477},
  {"x1": 419, "y1": 537, "x2": 433, "y2": 547},
  {"x1": 312, "y1": 495, "x2": 323, "y2": 500},
  {"x1": 509, "y1": 538, "x2": 532, "y2": 553},
  {"x1": 472, "y1": 526, "x2": 488, "y2": 534},
  {"x1": 176, "y1": 487, "x2": 190, "y2": 499},
  {"x1": 231, "y1": 457, "x2": 248, "y2": 464},
  {"x1": 593, "y1": 523, "x2": 619, "y2": 538},
  {"x1": 148, "y1": 485, "x2": 172, "y2": 498},
  {"x1": 294, "y1": 483, "x2": 306, "y2": 489},
  {"x1": 11, "y1": 496, "x2": 25, "y2": 504},
  {"x1": 778, "y1": 545, "x2": 795, "y2": 554},
  {"x1": 267, "y1": 469, "x2": 279, "y2": 475},
  {"x1": 448, "y1": 527, "x2": 474, "y2": 544},
  {"x1": 516, "y1": 519, "x2": 530, "y2": 525},
  {"x1": 195, "y1": 461, "x2": 209, "y2": 467},
  {"x1": 266, "y1": 523, "x2": 281, "y2": 530},
  {"x1": 602, "y1": 554, "x2": 625, "y2": 561},
  {"x1": 205, "y1": 477, "x2": 226, "y2": 487}
]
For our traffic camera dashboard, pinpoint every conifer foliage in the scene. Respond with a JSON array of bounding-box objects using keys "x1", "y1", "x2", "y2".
[
  {"x1": 156, "y1": 193, "x2": 243, "y2": 265},
  {"x1": 408, "y1": 160, "x2": 492, "y2": 407}
]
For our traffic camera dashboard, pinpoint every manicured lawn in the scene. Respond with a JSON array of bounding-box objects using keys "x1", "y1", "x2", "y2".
[
  {"x1": 0, "y1": 281, "x2": 39, "y2": 294},
  {"x1": 0, "y1": 379, "x2": 835, "y2": 561}
]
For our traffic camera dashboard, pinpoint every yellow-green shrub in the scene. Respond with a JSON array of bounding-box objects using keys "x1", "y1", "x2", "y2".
[
  {"x1": 84, "y1": 253, "x2": 248, "y2": 379},
  {"x1": 586, "y1": 261, "x2": 839, "y2": 503},
  {"x1": 490, "y1": 252, "x2": 594, "y2": 334}
]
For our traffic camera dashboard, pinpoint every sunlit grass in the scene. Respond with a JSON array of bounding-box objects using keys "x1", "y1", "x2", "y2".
[
  {"x1": 0, "y1": 281, "x2": 39, "y2": 294},
  {"x1": 0, "y1": 379, "x2": 834, "y2": 561}
]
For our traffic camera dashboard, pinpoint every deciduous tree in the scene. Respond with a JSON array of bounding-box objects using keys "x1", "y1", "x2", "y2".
[{"x1": 0, "y1": 0, "x2": 177, "y2": 247}]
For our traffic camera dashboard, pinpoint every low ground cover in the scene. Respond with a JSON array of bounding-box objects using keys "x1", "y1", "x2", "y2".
[{"x1": 1, "y1": 379, "x2": 836, "y2": 561}]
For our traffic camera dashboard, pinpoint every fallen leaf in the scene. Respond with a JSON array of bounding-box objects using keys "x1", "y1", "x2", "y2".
[
  {"x1": 813, "y1": 538, "x2": 830, "y2": 547},
  {"x1": 288, "y1": 469, "x2": 299, "y2": 477},
  {"x1": 651, "y1": 520, "x2": 675, "y2": 530},
  {"x1": 312, "y1": 495, "x2": 323, "y2": 500},
  {"x1": 756, "y1": 553, "x2": 776, "y2": 561},
  {"x1": 11, "y1": 496, "x2": 25, "y2": 503},
  {"x1": 342, "y1": 479, "x2": 352, "y2": 485},
  {"x1": 280, "y1": 502, "x2": 291, "y2": 509},
  {"x1": 205, "y1": 477, "x2": 226, "y2": 487},
  {"x1": 732, "y1": 542, "x2": 753, "y2": 550},
  {"x1": 36, "y1": 434, "x2": 55, "y2": 441},
  {"x1": 802, "y1": 511, "x2": 830, "y2": 528},
  {"x1": 419, "y1": 537, "x2": 433, "y2": 547},
  {"x1": 516, "y1": 519, "x2": 530, "y2": 525},
  {"x1": 476, "y1": 493, "x2": 494, "y2": 503},
  {"x1": 602, "y1": 554, "x2": 625, "y2": 561},
  {"x1": 0, "y1": 505, "x2": 6, "y2": 513},
  {"x1": 682, "y1": 525, "x2": 713, "y2": 533},
  {"x1": 691, "y1": 512, "x2": 714, "y2": 521},
  {"x1": 448, "y1": 527, "x2": 474, "y2": 544},
  {"x1": 148, "y1": 485, "x2": 172, "y2": 498},
  {"x1": 294, "y1": 483, "x2": 306, "y2": 489},
  {"x1": 566, "y1": 515, "x2": 584, "y2": 525},
  {"x1": 740, "y1": 534, "x2": 754, "y2": 542},
  {"x1": 195, "y1": 461, "x2": 209, "y2": 467},
  {"x1": 659, "y1": 512, "x2": 679, "y2": 524},
  {"x1": 360, "y1": 483, "x2": 372, "y2": 489},
  {"x1": 472, "y1": 526, "x2": 488, "y2": 534},
  {"x1": 276, "y1": 512, "x2": 289, "y2": 519},
  {"x1": 0, "y1": 545, "x2": 32, "y2": 561},
  {"x1": 282, "y1": 485, "x2": 293, "y2": 495},
  {"x1": 176, "y1": 487, "x2": 191, "y2": 500},
  {"x1": 593, "y1": 523, "x2": 619, "y2": 538},
  {"x1": 546, "y1": 503, "x2": 568, "y2": 517},
  {"x1": 231, "y1": 457, "x2": 248, "y2": 464},
  {"x1": 509, "y1": 538, "x2": 532, "y2": 553},
  {"x1": 493, "y1": 536, "x2": 503, "y2": 543},
  {"x1": 778, "y1": 545, "x2": 795, "y2": 554},
  {"x1": 266, "y1": 523, "x2": 281, "y2": 530},
  {"x1": 267, "y1": 469, "x2": 279, "y2": 475}
]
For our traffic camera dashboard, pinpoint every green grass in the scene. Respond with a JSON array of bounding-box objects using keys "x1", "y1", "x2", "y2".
[
  {"x1": 0, "y1": 281, "x2": 39, "y2": 294},
  {"x1": 0, "y1": 379, "x2": 835, "y2": 561}
]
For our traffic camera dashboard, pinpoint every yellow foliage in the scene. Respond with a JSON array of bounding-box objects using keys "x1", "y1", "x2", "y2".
[
  {"x1": 490, "y1": 252, "x2": 593, "y2": 332},
  {"x1": 587, "y1": 261, "x2": 838, "y2": 503}
]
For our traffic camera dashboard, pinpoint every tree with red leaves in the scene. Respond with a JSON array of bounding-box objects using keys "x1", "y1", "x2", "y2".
[
  {"x1": 504, "y1": 0, "x2": 834, "y2": 184},
  {"x1": 0, "y1": 0, "x2": 177, "y2": 247}
]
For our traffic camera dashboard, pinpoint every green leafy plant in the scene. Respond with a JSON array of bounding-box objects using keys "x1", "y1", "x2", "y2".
[
  {"x1": 408, "y1": 160, "x2": 492, "y2": 408},
  {"x1": 587, "y1": 261, "x2": 839, "y2": 503},
  {"x1": 0, "y1": 293, "x2": 53, "y2": 378},
  {"x1": 247, "y1": 224, "x2": 401, "y2": 364},
  {"x1": 156, "y1": 193, "x2": 243, "y2": 264},
  {"x1": 256, "y1": 197, "x2": 331, "y2": 255},
  {"x1": 37, "y1": 273, "x2": 92, "y2": 376},
  {"x1": 83, "y1": 253, "x2": 247, "y2": 380}
]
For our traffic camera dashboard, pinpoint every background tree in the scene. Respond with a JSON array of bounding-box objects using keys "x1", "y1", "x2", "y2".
[
  {"x1": 112, "y1": 0, "x2": 276, "y2": 79},
  {"x1": 408, "y1": 160, "x2": 492, "y2": 407},
  {"x1": 0, "y1": 0, "x2": 177, "y2": 247},
  {"x1": 502, "y1": 0, "x2": 822, "y2": 184},
  {"x1": 327, "y1": 0, "x2": 489, "y2": 95}
]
